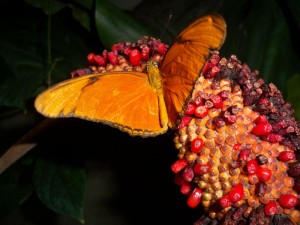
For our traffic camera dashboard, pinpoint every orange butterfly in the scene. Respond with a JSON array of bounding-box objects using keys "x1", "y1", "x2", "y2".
[{"x1": 34, "y1": 14, "x2": 227, "y2": 137}]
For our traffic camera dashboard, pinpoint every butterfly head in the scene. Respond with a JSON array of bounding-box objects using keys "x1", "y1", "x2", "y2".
[{"x1": 146, "y1": 61, "x2": 158, "y2": 69}]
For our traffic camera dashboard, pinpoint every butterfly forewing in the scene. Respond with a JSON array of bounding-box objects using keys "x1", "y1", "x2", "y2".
[
  {"x1": 35, "y1": 72, "x2": 168, "y2": 137},
  {"x1": 161, "y1": 14, "x2": 227, "y2": 129}
]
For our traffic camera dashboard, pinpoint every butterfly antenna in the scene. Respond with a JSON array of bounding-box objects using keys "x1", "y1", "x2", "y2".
[{"x1": 159, "y1": 13, "x2": 172, "y2": 40}]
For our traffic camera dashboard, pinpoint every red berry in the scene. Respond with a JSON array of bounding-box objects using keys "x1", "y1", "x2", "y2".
[
  {"x1": 185, "y1": 103, "x2": 196, "y2": 115},
  {"x1": 201, "y1": 61, "x2": 209, "y2": 75},
  {"x1": 265, "y1": 133, "x2": 283, "y2": 143},
  {"x1": 219, "y1": 90, "x2": 230, "y2": 100},
  {"x1": 141, "y1": 46, "x2": 150, "y2": 60},
  {"x1": 228, "y1": 184, "x2": 244, "y2": 203},
  {"x1": 157, "y1": 43, "x2": 167, "y2": 55},
  {"x1": 233, "y1": 143, "x2": 242, "y2": 151},
  {"x1": 225, "y1": 115, "x2": 237, "y2": 124},
  {"x1": 247, "y1": 159, "x2": 259, "y2": 175},
  {"x1": 194, "y1": 105, "x2": 208, "y2": 118},
  {"x1": 278, "y1": 151, "x2": 296, "y2": 162},
  {"x1": 87, "y1": 52, "x2": 96, "y2": 64},
  {"x1": 259, "y1": 98, "x2": 269, "y2": 105},
  {"x1": 102, "y1": 50, "x2": 108, "y2": 60},
  {"x1": 207, "y1": 66, "x2": 220, "y2": 78},
  {"x1": 278, "y1": 194, "x2": 298, "y2": 208},
  {"x1": 107, "y1": 51, "x2": 119, "y2": 65},
  {"x1": 111, "y1": 43, "x2": 123, "y2": 54},
  {"x1": 220, "y1": 195, "x2": 232, "y2": 208},
  {"x1": 211, "y1": 95, "x2": 223, "y2": 108},
  {"x1": 257, "y1": 167, "x2": 272, "y2": 182},
  {"x1": 183, "y1": 167, "x2": 194, "y2": 182},
  {"x1": 191, "y1": 138, "x2": 204, "y2": 153},
  {"x1": 194, "y1": 96, "x2": 203, "y2": 106},
  {"x1": 180, "y1": 183, "x2": 192, "y2": 195},
  {"x1": 71, "y1": 68, "x2": 92, "y2": 78},
  {"x1": 210, "y1": 56, "x2": 220, "y2": 66},
  {"x1": 123, "y1": 47, "x2": 132, "y2": 55},
  {"x1": 171, "y1": 158, "x2": 188, "y2": 174},
  {"x1": 178, "y1": 115, "x2": 192, "y2": 129},
  {"x1": 129, "y1": 49, "x2": 141, "y2": 66},
  {"x1": 193, "y1": 164, "x2": 210, "y2": 175},
  {"x1": 187, "y1": 188, "x2": 202, "y2": 208},
  {"x1": 264, "y1": 200, "x2": 278, "y2": 216},
  {"x1": 94, "y1": 54, "x2": 106, "y2": 66},
  {"x1": 238, "y1": 148, "x2": 251, "y2": 161},
  {"x1": 254, "y1": 115, "x2": 268, "y2": 124},
  {"x1": 251, "y1": 123, "x2": 272, "y2": 136}
]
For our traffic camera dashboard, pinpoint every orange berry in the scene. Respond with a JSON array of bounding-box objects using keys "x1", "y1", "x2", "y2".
[
  {"x1": 225, "y1": 124, "x2": 237, "y2": 135},
  {"x1": 259, "y1": 194, "x2": 271, "y2": 204},
  {"x1": 236, "y1": 133, "x2": 247, "y2": 144},
  {"x1": 280, "y1": 186, "x2": 293, "y2": 195},
  {"x1": 252, "y1": 143, "x2": 263, "y2": 154},
  {"x1": 225, "y1": 135, "x2": 236, "y2": 146},
  {"x1": 291, "y1": 210, "x2": 300, "y2": 223},
  {"x1": 270, "y1": 188, "x2": 281, "y2": 199},
  {"x1": 215, "y1": 134, "x2": 225, "y2": 145},
  {"x1": 248, "y1": 174, "x2": 259, "y2": 185},
  {"x1": 204, "y1": 139, "x2": 215, "y2": 149},
  {"x1": 220, "y1": 145, "x2": 232, "y2": 155},
  {"x1": 247, "y1": 195, "x2": 259, "y2": 208},
  {"x1": 283, "y1": 176, "x2": 295, "y2": 188}
]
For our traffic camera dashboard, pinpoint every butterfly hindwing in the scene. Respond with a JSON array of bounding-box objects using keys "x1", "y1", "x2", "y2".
[{"x1": 161, "y1": 14, "x2": 227, "y2": 128}]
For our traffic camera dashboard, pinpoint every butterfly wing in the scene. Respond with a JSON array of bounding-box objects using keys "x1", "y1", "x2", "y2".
[
  {"x1": 34, "y1": 72, "x2": 168, "y2": 137},
  {"x1": 161, "y1": 14, "x2": 227, "y2": 128}
]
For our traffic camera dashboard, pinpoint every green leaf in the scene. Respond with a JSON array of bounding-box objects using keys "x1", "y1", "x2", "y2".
[
  {"x1": 24, "y1": 0, "x2": 66, "y2": 14},
  {"x1": 95, "y1": 0, "x2": 149, "y2": 48},
  {"x1": 33, "y1": 158, "x2": 86, "y2": 223},
  {"x1": 69, "y1": 5, "x2": 92, "y2": 31},
  {"x1": 66, "y1": 0, "x2": 94, "y2": 31}
]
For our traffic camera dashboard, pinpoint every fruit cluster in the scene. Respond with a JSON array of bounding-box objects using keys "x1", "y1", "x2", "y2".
[
  {"x1": 172, "y1": 53, "x2": 300, "y2": 224},
  {"x1": 70, "y1": 36, "x2": 168, "y2": 77}
]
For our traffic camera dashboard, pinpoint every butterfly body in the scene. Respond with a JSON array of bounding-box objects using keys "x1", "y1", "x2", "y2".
[
  {"x1": 35, "y1": 14, "x2": 227, "y2": 137},
  {"x1": 146, "y1": 61, "x2": 168, "y2": 128}
]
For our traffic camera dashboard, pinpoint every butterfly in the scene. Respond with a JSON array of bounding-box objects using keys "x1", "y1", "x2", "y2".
[{"x1": 34, "y1": 14, "x2": 227, "y2": 137}]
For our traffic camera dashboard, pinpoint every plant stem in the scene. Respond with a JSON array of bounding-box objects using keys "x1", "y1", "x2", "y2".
[
  {"x1": 47, "y1": 0, "x2": 53, "y2": 87},
  {"x1": 0, "y1": 118, "x2": 55, "y2": 174}
]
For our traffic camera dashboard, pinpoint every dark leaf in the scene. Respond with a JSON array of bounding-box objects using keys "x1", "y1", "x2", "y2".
[
  {"x1": 24, "y1": 0, "x2": 66, "y2": 14},
  {"x1": 33, "y1": 158, "x2": 86, "y2": 223},
  {"x1": 95, "y1": 0, "x2": 149, "y2": 48},
  {"x1": 0, "y1": 167, "x2": 32, "y2": 220}
]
